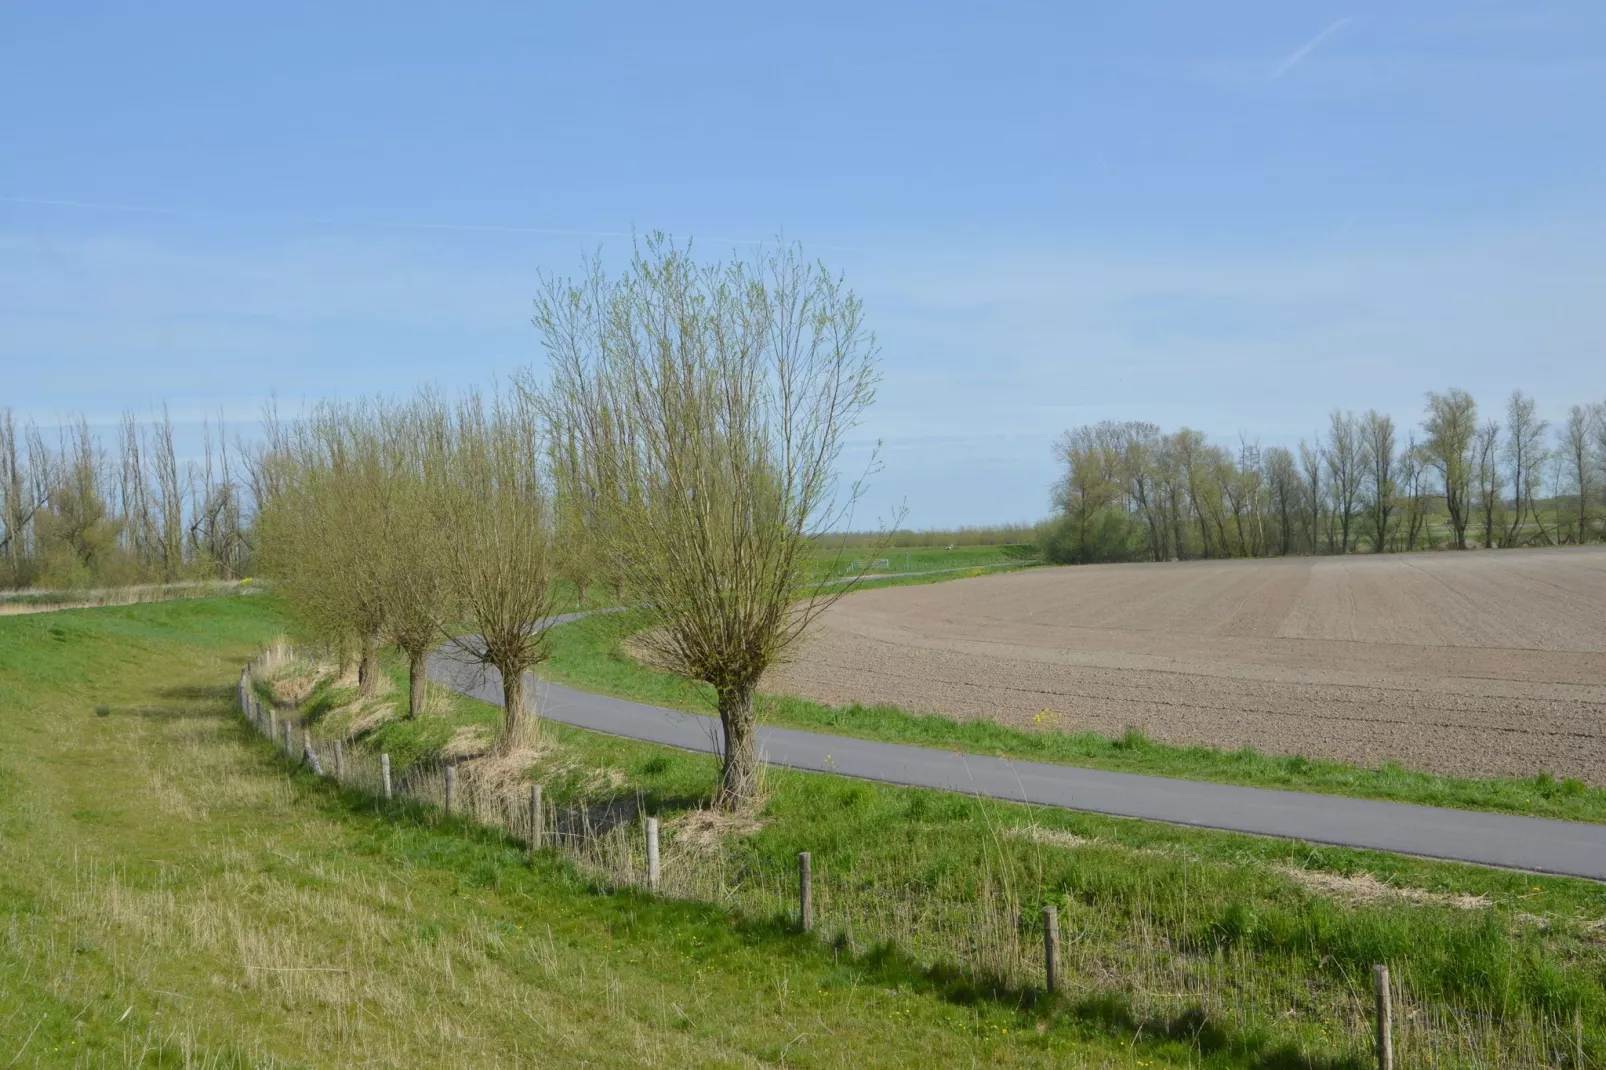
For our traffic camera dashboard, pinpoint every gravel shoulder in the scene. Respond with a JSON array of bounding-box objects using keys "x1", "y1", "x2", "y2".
[{"x1": 767, "y1": 548, "x2": 1606, "y2": 784}]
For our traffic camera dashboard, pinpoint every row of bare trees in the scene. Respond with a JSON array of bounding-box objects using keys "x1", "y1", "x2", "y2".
[
  {"x1": 1049, "y1": 391, "x2": 1606, "y2": 563},
  {"x1": 255, "y1": 236, "x2": 885, "y2": 808},
  {"x1": 0, "y1": 407, "x2": 249, "y2": 590}
]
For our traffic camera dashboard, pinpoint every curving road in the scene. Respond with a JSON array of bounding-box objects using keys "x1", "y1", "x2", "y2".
[{"x1": 427, "y1": 626, "x2": 1606, "y2": 881}]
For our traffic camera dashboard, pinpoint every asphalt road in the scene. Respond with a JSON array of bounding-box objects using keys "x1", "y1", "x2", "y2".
[{"x1": 427, "y1": 637, "x2": 1606, "y2": 881}]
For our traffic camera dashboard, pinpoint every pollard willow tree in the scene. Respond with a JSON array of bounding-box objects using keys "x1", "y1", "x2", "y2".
[
  {"x1": 529, "y1": 235, "x2": 888, "y2": 810},
  {"x1": 375, "y1": 394, "x2": 454, "y2": 719},
  {"x1": 434, "y1": 389, "x2": 558, "y2": 755},
  {"x1": 256, "y1": 403, "x2": 390, "y2": 695}
]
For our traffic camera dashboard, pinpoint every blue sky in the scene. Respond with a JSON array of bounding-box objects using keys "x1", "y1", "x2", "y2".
[{"x1": 3, "y1": 2, "x2": 1604, "y2": 528}]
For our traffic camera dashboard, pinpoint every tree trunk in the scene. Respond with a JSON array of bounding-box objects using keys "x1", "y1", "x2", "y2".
[
  {"x1": 497, "y1": 662, "x2": 536, "y2": 754},
  {"x1": 358, "y1": 634, "x2": 381, "y2": 698},
  {"x1": 715, "y1": 683, "x2": 759, "y2": 811},
  {"x1": 408, "y1": 650, "x2": 426, "y2": 719}
]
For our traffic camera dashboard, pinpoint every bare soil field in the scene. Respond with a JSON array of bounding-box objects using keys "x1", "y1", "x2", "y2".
[{"x1": 767, "y1": 547, "x2": 1606, "y2": 783}]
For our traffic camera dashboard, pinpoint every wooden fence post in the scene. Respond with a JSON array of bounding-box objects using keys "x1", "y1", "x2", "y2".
[
  {"x1": 444, "y1": 764, "x2": 457, "y2": 815},
  {"x1": 303, "y1": 730, "x2": 322, "y2": 775},
  {"x1": 268, "y1": 710, "x2": 278, "y2": 745},
  {"x1": 646, "y1": 817, "x2": 660, "y2": 891},
  {"x1": 381, "y1": 753, "x2": 392, "y2": 800},
  {"x1": 282, "y1": 721, "x2": 294, "y2": 755},
  {"x1": 528, "y1": 783, "x2": 542, "y2": 857},
  {"x1": 1373, "y1": 963, "x2": 1393, "y2": 1070},
  {"x1": 799, "y1": 852, "x2": 813, "y2": 933},
  {"x1": 333, "y1": 739, "x2": 344, "y2": 781},
  {"x1": 1043, "y1": 906, "x2": 1060, "y2": 995}
]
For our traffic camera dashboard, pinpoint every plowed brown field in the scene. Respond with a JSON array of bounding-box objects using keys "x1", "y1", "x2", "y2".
[{"x1": 768, "y1": 547, "x2": 1606, "y2": 783}]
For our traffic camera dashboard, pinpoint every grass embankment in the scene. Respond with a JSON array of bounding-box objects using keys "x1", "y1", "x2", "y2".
[
  {"x1": 302, "y1": 630, "x2": 1606, "y2": 1064},
  {"x1": 538, "y1": 609, "x2": 1606, "y2": 825},
  {"x1": 0, "y1": 579, "x2": 256, "y2": 614},
  {"x1": 0, "y1": 597, "x2": 1192, "y2": 1068},
  {"x1": 10, "y1": 596, "x2": 1606, "y2": 1067}
]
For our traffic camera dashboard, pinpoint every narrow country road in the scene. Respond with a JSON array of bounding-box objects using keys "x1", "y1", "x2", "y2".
[{"x1": 427, "y1": 633, "x2": 1606, "y2": 881}]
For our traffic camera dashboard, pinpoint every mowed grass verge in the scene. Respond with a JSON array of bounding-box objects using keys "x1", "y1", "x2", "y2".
[
  {"x1": 537, "y1": 607, "x2": 1606, "y2": 824},
  {"x1": 0, "y1": 596, "x2": 1207, "y2": 1068}
]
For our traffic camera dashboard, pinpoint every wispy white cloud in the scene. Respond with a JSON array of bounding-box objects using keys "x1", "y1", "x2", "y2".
[{"x1": 1272, "y1": 16, "x2": 1354, "y2": 78}]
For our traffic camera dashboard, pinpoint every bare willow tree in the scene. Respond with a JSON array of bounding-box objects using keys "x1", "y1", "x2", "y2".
[
  {"x1": 1361, "y1": 410, "x2": 1396, "y2": 552},
  {"x1": 1298, "y1": 436, "x2": 1325, "y2": 554},
  {"x1": 1594, "y1": 400, "x2": 1606, "y2": 517},
  {"x1": 1474, "y1": 420, "x2": 1502, "y2": 550},
  {"x1": 1561, "y1": 403, "x2": 1600, "y2": 543},
  {"x1": 33, "y1": 418, "x2": 123, "y2": 586},
  {"x1": 549, "y1": 424, "x2": 608, "y2": 607},
  {"x1": 530, "y1": 235, "x2": 887, "y2": 810},
  {"x1": 1423, "y1": 389, "x2": 1478, "y2": 550},
  {"x1": 1503, "y1": 390, "x2": 1550, "y2": 548},
  {"x1": 1325, "y1": 410, "x2": 1364, "y2": 553},
  {"x1": 1398, "y1": 435, "x2": 1428, "y2": 551},
  {"x1": 1264, "y1": 446, "x2": 1300, "y2": 556},
  {"x1": 435, "y1": 389, "x2": 557, "y2": 754},
  {"x1": 0, "y1": 409, "x2": 46, "y2": 586}
]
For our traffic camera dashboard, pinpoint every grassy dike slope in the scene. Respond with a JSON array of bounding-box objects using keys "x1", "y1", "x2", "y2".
[{"x1": 0, "y1": 597, "x2": 1158, "y2": 1068}]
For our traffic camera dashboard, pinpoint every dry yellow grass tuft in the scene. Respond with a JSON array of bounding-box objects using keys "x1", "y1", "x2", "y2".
[
  {"x1": 1275, "y1": 865, "x2": 1492, "y2": 911},
  {"x1": 1006, "y1": 824, "x2": 1101, "y2": 850},
  {"x1": 668, "y1": 807, "x2": 766, "y2": 853},
  {"x1": 420, "y1": 678, "x2": 457, "y2": 718},
  {"x1": 441, "y1": 724, "x2": 495, "y2": 762}
]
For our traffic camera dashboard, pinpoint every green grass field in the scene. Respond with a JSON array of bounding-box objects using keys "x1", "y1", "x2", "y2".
[
  {"x1": 548, "y1": 543, "x2": 1041, "y2": 611},
  {"x1": 810, "y1": 543, "x2": 1039, "y2": 579},
  {"x1": 1, "y1": 597, "x2": 1181, "y2": 1068},
  {"x1": 7, "y1": 595, "x2": 1606, "y2": 1067}
]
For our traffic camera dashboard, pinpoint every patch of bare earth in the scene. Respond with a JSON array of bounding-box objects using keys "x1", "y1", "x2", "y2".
[{"x1": 766, "y1": 548, "x2": 1606, "y2": 783}]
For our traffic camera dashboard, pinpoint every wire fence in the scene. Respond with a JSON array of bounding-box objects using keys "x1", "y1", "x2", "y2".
[{"x1": 237, "y1": 661, "x2": 1593, "y2": 1069}]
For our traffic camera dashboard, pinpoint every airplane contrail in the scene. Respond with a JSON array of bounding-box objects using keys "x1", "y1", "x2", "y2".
[{"x1": 1272, "y1": 16, "x2": 1353, "y2": 78}]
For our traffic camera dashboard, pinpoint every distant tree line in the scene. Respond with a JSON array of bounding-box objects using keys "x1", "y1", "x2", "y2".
[
  {"x1": 1043, "y1": 390, "x2": 1606, "y2": 564},
  {"x1": 0, "y1": 407, "x2": 250, "y2": 590}
]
